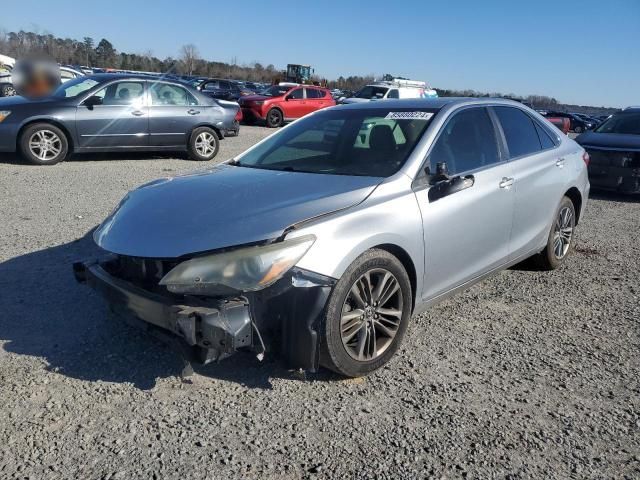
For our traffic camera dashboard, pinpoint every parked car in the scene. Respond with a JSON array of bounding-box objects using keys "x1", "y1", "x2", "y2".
[
  {"x1": 542, "y1": 111, "x2": 595, "y2": 133},
  {"x1": 341, "y1": 79, "x2": 438, "y2": 105},
  {"x1": 576, "y1": 107, "x2": 640, "y2": 193},
  {"x1": 0, "y1": 73, "x2": 239, "y2": 165},
  {"x1": 73, "y1": 98, "x2": 589, "y2": 377},
  {"x1": 545, "y1": 116, "x2": 571, "y2": 135},
  {"x1": 239, "y1": 84, "x2": 335, "y2": 127},
  {"x1": 197, "y1": 78, "x2": 252, "y2": 101}
]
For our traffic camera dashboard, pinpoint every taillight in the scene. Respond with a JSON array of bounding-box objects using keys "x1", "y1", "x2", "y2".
[
  {"x1": 582, "y1": 151, "x2": 590, "y2": 166},
  {"x1": 235, "y1": 109, "x2": 242, "y2": 121}
]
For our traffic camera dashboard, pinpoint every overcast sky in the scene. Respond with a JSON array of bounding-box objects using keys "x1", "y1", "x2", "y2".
[{"x1": 2, "y1": 0, "x2": 639, "y2": 107}]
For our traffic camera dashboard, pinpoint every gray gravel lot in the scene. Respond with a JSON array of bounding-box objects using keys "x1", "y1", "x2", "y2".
[{"x1": 0, "y1": 126, "x2": 638, "y2": 479}]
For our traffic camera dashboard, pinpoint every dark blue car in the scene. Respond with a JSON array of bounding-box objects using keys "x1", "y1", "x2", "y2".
[{"x1": 0, "y1": 74, "x2": 240, "y2": 165}]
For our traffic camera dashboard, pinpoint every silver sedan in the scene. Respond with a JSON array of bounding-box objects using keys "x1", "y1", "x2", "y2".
[{"x1": 75, "y1": 98, "x2": 590, "y2": 377}]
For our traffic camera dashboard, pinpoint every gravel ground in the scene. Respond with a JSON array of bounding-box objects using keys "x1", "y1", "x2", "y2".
[{"x1": 0, "y1": 126, "x2": 638, "y2": 479}]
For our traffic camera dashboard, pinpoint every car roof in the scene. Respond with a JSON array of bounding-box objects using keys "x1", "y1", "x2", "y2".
[{"x1": 334, "y1": 97, "x2": 528, "y2": 111}]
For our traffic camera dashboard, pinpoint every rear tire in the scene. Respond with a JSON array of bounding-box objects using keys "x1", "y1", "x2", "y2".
[
  {"x1": 534, "y1": 196, "x2": 576, "y2": 270},
  {"x1": 19, "y1": 123, "x2": 69, "y2": 165},
  {"x1": 188, "y1": 127, "x2": 219, "y2": 161},
  {"x1": 265, "y1": 108, "x2": 283, "y2": 128},
  {"x1": 573, "y1": 125, "x2": 583, "y2": 134},
  {"x1": 320, "y1": 249, "x2": 412, "y2": 377}
]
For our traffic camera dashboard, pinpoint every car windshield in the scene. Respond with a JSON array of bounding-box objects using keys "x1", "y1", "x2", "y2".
[
  {"x1": 355, "y1": 86, "x2": 389, "y2": 99},
  {"x1": 259, "y1": 85, "x2": 293, "y2": 97},
  {"x1": 234, "y1": 108, "x2": 438, "y2": 177},
  {"x1": 594, "y1": 112, "x2": 640, "y2": 135},
  {"x1": 52, "y1": 77, "x2": 99, "y2": 98}
]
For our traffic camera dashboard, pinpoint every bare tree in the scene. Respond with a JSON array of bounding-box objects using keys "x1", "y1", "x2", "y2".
[{"x1": 179, "y1": 44, "x2": 199, "y2": 75}]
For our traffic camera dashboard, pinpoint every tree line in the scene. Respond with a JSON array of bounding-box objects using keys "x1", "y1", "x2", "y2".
[{"x1": 0, "y1": 29, "x2": 618, "y2": 113}]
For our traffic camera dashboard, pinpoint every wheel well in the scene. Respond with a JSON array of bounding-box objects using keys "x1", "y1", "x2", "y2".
[
  {"x1": 189, "y1": 124, "x2": 222, "y2": 141},
  {"x1": 564, "y1": 187, "x2": 582, "y2": 225},
  {"x1": 373, "y1": 244, "x2": 417, "y2": 313},
  {"x1": 17, "y1": 119, "x2": 74, "y2": 152},
  {"x1": 267, "y1": 106, "x2": 283, "y2": 116}
]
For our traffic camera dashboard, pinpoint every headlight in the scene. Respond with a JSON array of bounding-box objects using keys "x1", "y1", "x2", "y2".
[
  {"x1": 159, "y1": 235, "x2": 315, "y2": 294},
  {"x1": 0, "y1": 111, "x2": 11, "y2": 122}
]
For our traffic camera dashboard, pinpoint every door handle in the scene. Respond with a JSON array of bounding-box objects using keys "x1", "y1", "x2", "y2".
[
  {"x1": 131, "y1": 110, "x2": 145, "y2": 116},
  {"x1": 187, "y1": 109, "x2": 200, "y2": 115},
  {"x1": 499, "y1": 177, "x2": 514, "y2": 189},
  {"x1": 555, "y1": 157, "x2": 565, "y2": 167}
]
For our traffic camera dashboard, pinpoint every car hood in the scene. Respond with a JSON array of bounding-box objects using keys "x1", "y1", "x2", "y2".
[
  {"x1": 0, "y1": 95, "x2": 61, "y2": 107},
  {"x1": 576, "y1": 131, "x2": 640, "y2": 150},
  {"x1": 94, "y1": 164, "x2": 382, "y2": 258}
]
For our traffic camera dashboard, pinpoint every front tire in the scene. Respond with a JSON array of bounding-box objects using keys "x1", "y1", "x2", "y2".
[
  {"x1": 19, "y1": 123, "x2": 69, "y2": 165},
  {"x1": 573, "y1": 125, "x2": 583, "y2": 134},
  {"x1": 320, "y1": 249, "x2": 412, "y2": 377},
  {"x1": 265, "y1": 108, "x2": 283, "y2": 128},
  {"x1": 188, "y1": 127, "x2": 220, "y2": 161},
  {"x1": 1, "y1": 84, "x2": 16, "y2": 97},
  {"x1": 534, "y1": 196, "x2": 576, "y2": 270}
]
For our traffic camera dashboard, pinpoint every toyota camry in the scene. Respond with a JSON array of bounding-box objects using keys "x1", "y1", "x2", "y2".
[{"x1": 74, "y1": 98, "x2": 590, "y2": 377}]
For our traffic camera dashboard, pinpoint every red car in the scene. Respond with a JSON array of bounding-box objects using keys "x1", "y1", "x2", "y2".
[{"x1": 239, "y1": 84, "x2": 335, "y2": 127}]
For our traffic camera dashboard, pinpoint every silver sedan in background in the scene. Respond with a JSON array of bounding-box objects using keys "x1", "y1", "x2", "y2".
[{"x1": 74, "y1": 98, "x2": 590, "y2": 377}]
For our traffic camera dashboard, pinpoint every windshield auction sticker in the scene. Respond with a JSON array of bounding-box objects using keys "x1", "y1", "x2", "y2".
[{"x1": 384, "y1": 111, "x2": 434, "y2": 120}]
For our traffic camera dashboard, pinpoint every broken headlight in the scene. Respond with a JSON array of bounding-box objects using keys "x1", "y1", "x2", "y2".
[{"x1": 159, "y1": 235, "x2": 315, "y2": 295}]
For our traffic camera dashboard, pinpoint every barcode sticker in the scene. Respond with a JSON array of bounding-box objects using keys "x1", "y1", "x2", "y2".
[{"x1": 384, "y1": 112, "x2": 434, "y2": 120}]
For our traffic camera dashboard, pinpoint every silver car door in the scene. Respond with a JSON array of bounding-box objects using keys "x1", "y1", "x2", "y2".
[
  {"x1": 413, "y1": 106, "x2": 515, "y2": 302},
  {"x1": 148, "y1": 82, "x2": 202, "y2": 147},
  {"x1": 491, "y1": 106, "x2": 569, "y2": 259}
]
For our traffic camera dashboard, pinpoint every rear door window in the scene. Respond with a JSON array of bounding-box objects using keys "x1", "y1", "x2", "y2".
[
  {"x1": 150, "y1": 83, "x2": 198, "y2": 106},
  {"x1": 306, "y1": 88, "x2": 322, "y2": 99},
  {"x1": 428, "y1": 107, "x2": 501, "y2": 175},
  {"x1": 493, "y1": 106, "x2": 543, "y2": 158}
]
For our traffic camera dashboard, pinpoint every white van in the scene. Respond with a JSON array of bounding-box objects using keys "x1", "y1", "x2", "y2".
[{"x1": 341, "y1": 78, "x2": 438, "y2": 104}]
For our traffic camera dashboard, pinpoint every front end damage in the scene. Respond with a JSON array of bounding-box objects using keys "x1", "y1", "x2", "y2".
[
  {"x1": 73, "y1": 254, "x2": 335, "y2": 371},
  {"x1": 586, "y1": 148, "x2": 640, "y2": 194}
]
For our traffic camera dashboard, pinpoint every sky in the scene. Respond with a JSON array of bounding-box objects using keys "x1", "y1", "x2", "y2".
[{"x1": 2, "y1": 0, "x2": 639, "y2": 107}]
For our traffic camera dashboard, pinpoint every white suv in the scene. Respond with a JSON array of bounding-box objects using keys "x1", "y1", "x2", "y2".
[{"x1": 341, "y1": 78, "x2": 438, "y2": 104}]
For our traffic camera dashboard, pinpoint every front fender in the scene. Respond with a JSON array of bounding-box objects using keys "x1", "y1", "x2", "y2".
[{"x1": 289, "y1": 181, "x2": 425, "y2": 298}]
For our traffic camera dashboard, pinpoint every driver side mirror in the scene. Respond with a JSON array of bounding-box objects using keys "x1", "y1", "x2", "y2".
[{"x1": 83, "y1": 95, "x2": 103, "y2": 109}]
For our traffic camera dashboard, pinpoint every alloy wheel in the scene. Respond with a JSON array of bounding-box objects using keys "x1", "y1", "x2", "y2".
[
  {"x1": 28, "y1": 130, "x2": 62, "y2": 162},
  {"x1": 553, "y1": 206, "x2": 574, "y2": 259},
  {"x1": 194, "y1": 132, "x2": 216, "y2": 157},
  {"x1": 340, "y1": 268, "x2": 403, "y2": 361}
]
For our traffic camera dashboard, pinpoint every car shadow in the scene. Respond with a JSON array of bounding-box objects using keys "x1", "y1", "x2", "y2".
[
  {"x1": 0, "y1": 151, "x2": 188, "y2": 165},
  {"x1": 0, "y1": 230, "x2": 339, "y2": 390}
]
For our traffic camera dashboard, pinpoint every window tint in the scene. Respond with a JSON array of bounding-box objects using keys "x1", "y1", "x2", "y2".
[
  {"x1": 494, "y1": 107, "x2": 542, "y2": 158},
  {"x1": 387, "y1": 89, "x2": 399, "y2": 99},
  {"x1": 306, "y1": 88, "x2": 322, "y2": 99},
  {"x1": 288, "y1": 88, "x2": 303, "y2": 100},
  {"x1": 219, "y1": 81, "x2": 231, "y2": 90},
  {"x1": 150, "y1": 83, "x2": 197, "y2": 106},
  {"x1": 534, "y1": 122, "x2": 556, "y2": 149},
  {"x1": 95, "y1": 81, "x2": 144, "y2": 106},
  {"x1": 428, "y1": 107, "x2": 500, "y2": 175}
]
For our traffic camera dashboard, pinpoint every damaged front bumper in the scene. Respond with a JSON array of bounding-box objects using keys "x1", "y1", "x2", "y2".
[{"x1": 73, "y1": 256, "x2": 335, "y2": 370}]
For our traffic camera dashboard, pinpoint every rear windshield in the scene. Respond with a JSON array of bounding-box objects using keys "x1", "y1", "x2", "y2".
[
  {"x1": 594, "y1": 111, "x2": 640, "y2": 135},
  {"x1": 235, "y1": 108, "x2": 438, "y2": 177},
  {"x1": 355, "y1": 86, "x2": 389, "y2": 99}
]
